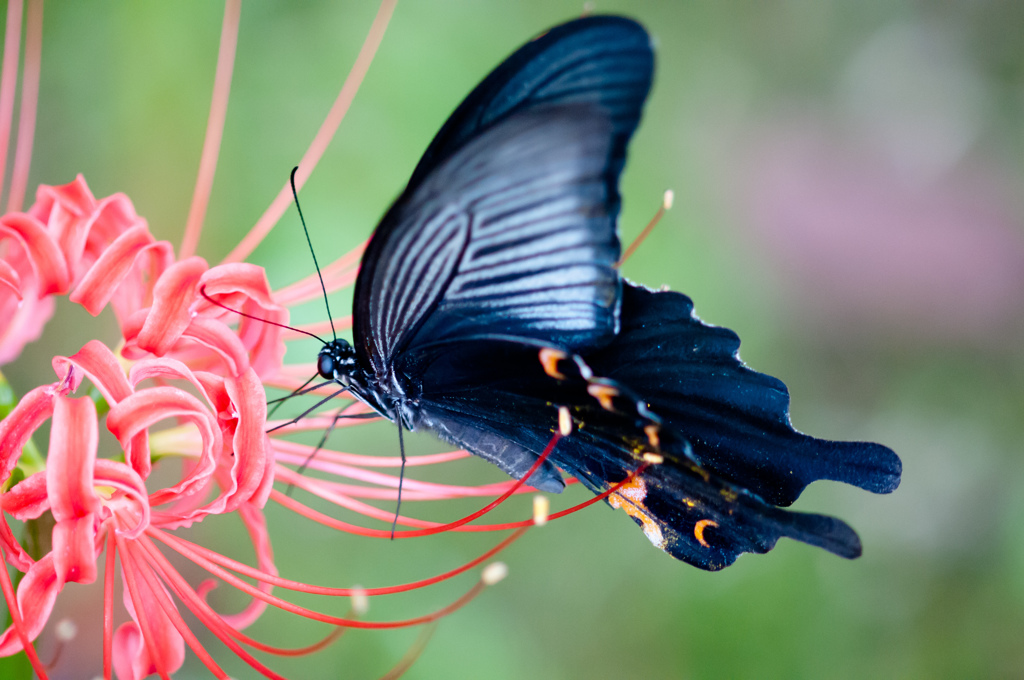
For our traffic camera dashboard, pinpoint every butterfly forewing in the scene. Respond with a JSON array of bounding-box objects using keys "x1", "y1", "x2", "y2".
[
  {"x1": 407, "y1": 16, "x2": 654, "y2": 188},
  {"x1": 403, "y1": 334, "x2": 865, "y2": 570},
  {"x1": 353, "y1": 16, "x2": 653, "y2": 370},
  {"x1": 358, "y1": 106, "x2": 625, "y2": 372}
]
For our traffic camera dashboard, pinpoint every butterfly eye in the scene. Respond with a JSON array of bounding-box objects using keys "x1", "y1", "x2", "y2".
[{"x1": 317, "y1": 353, "x2": 336, "y2": 379}]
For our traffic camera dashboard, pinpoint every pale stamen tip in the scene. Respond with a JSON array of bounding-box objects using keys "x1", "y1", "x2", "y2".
[
  {"x1": 662, "y1": 189, "x2": 674, "y2": 210},
  {"x1": 558, "y1": 405, "x2": 572, "y2": 436},
  {"x1": 55, "y1": 618, "x2": 78, "y2": 642},
  {"x1": 481, "y1": 561, "x2": 509, "y2": 585},
  {"x1": 533, "y1": 494, "x2": 550, "y2": 526},
  {"x1": 350, "y1": 585, "x2": 369, "y2": 616},
  {"x1": 642, "y1": 452, "x2": 664, "y2": 465}
]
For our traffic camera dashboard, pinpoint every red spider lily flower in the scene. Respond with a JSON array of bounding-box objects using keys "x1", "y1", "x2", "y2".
[
  {"x1": 0, "y1": 1, "x2": 580, "y2": 678},
  {"x1": 0, "y1": 171, "x2": 289, "y2": 381},
  {"x1": 0, "y1": 339, "x2": 554, "y2": 678},
  {"x1": 0, "y1": 165, "x2": 290, "y2": 380},
  {"x1": 0, "y1": 341, "x2": 272, "y2": 676}
]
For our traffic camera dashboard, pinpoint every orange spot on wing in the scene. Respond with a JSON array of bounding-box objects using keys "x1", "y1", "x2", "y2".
[
  {"x1": 644, "y1": 424, "x2": 660, "y2": 450},
  {"x1": 586, "y1": 383, "x2": 619, "y2": 411},
  {"x1": 539, "y1": 348, "x2": 567, "y2": 380},
  {"x1": 694, "y1": 519, "x2": 718, "y2": 548},
  {"x1": 608, "y1": 477, "x2": 666, "y2": 550}
]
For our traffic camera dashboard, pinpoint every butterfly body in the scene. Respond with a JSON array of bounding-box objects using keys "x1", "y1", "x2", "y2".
[{"x1": 316, "y1": 15, "x2": 901, "y2": 570}]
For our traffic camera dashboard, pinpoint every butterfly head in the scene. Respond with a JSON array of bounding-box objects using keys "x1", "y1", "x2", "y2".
[{"x1": 317, "y1": 339, "x2": 358, "y2": 383}]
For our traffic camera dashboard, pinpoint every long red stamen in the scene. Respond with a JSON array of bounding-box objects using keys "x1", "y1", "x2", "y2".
[
  {"x1": 0, "y1": 0, "x2": 22, "y2": 201},
  {"x1": 617, "y1": 189, "x2": 674, "y2": 267},
  {"x1": 179, "y1": 0, "x2": 241, "y2": 260},
  {"x1": 0, "y1": 541, "x2": 49, "y2": 679},
  {"x1": 379, "y1": 623, "x2": 436, "y2": 680},
  {"x1": 139, "y1": 532, "x2": 492, "y2": 631},
  {"x1": 102, "y1": 529, "x2": 116, "y2": 680},
  {"x1": 146, "y1": 567, "x2": 286, "y2": 679},
  {"x1": 223, "y1": 0, "x2": 396, "y2": 264},
  {"x1": 150, "y1": 526, "x2": 527, "y2": 598},
  {"x1": 5, "y1": 0, "x2": 41, "y2": 213},
  {"x1": 142, "y1": 535, "x2": 346, "y2": 658},
  {"x1": 115, "y1": 536, "x2": 173, "y2": 680},
  {"x1": 252, "y1": 626, "x2": 346, "y2": 657},
  {"x1": 277, "y1": 456, "x2": 650, "y2": 534},
  {"x1": 273, "y1": 474, "x2": 532, "y2": 502},
  {"x1": 119, "y1": 538, "x2": 232, "y2": 680},
  {"x1": 272, "y1": 431, "x2": 562, "y2": 536},
  {"x1": 274, "y1": 459, "x2": 516, "y2": 500},
  {"x1": 272, "y1": 241, "x2": 365, "y2": 305},
  {"x1": 273, "y1": 439, "x2": 468, "y2": 468}
]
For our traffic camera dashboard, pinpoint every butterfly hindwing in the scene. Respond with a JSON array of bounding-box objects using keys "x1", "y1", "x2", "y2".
[
  {"x1": 586, "y1": 283, "x2": 902, "y2": 506},
  {"x1": 401, "y1": 334, "x2": 865, "y2": 570}
]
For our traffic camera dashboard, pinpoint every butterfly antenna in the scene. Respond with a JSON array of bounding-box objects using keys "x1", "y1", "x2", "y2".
[
  {"x1": 617, "y1": 189, "x2": 673, "y2": 267},
  {"x1": 199, "y1": 286, "x2": 327, "y2": 344},
  {"x1": 290, "y1": 166, "x2": 337, "y2": 342},
  {"x1": 391, "y1": 421, "x2": 407, "y2": 539}
]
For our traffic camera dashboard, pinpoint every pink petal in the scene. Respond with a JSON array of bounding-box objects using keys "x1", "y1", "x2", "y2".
[
  {"x1": 116, "y1": 309, "x2": 150, "y2": 359},
  {"x1": 0, "y1": 520, "x2": 32, "y2": 573},
  {"x1": 199, "y1": 263, "x2": 278, "y2": 307},
  {"x1": 0, "y1": 258, "x2": 21, "y2": 299},
  {"x1": 53, "y1": 341, "x2": 155, "y2": 480},
  {"x1": 107, "y1": 386, "x2": 220, "y2": 498},
  {"x1": 135, "y1": 256, "x2": 208, "y2": 356},
  {"x1": 235, "y1": 301, "x2": 288, "y2": 379},
  {"x1": 0, "y1": 553, "x2": 61, "y2": 656},
  {"x1": 52, "y1": 514, "x2": 98, "y2": 585},
  {"x1": 112, "y1": 618, "x2": 184, "y2": 680},
  {"x1": 1, "y1": 471, "x2": 48, "y2": 519},
  {"x1": 46, "y1": 396, "x2": 101, "y2": 522},
  {"x1": 28, "y1": 175, "x2": 95, "y2": 227},
  {"x1": 177, "y1": 315, "x2": 249, "y2": 377},
  {"x1": 0, "y1": 385, "x2": 54, "y2": 482},
  {"x1": 0, "y1": 515, "x2": 34, "y2": 572},
  {"x1": 94, "y1": 460, "x2": 149, "y2": 539},
  {"x1": 0, "y1": 213, "x2": 70, "y2": 295},
  {"x1": 69, "y1": 224, "x2": 162, "y2": 315},
  {"x1": 200, "y1": 263, "x2": 288, "y2": 378},
  {"x1": 84, "y1": 192, "x2": 146, "y2": 256},
  {"x1": 30, "y1": 180, "x2": 142, "y2": 284},
  {"x1": 111, "y1": 622, "x2": 147, "y2": 680},
  {"x1": 106, "y1": 241, "x2": 175, "y2": 327},
  {"x1": 221, "y1": 368, "x2": 272, "y2": 511},
  {"x1": 52, "y1": 340, "x2": 134, "y2": 406},
  {"x1": 0, "y1": 287, "x2": 54, "y2": 365}
]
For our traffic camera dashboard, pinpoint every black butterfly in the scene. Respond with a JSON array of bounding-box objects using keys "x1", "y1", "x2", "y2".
[{"x1": 311, "y1": 15, "x2": 901, "y2": 571}]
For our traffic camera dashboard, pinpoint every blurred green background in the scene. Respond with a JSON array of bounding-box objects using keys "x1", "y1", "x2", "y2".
[{"x1": 4, "y1": 1, "x2": 1024, "y2": 678}]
